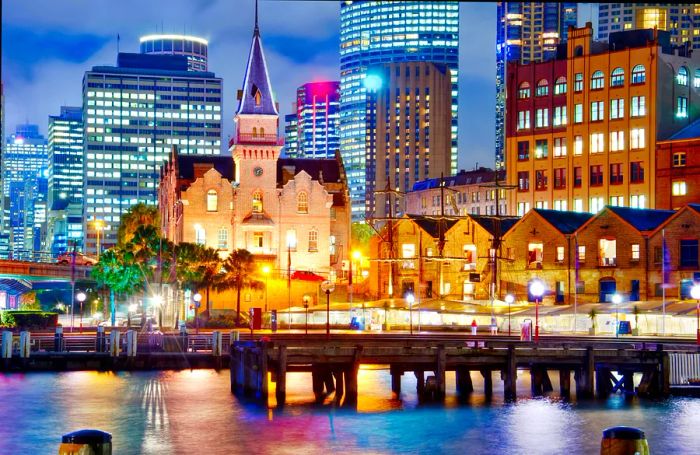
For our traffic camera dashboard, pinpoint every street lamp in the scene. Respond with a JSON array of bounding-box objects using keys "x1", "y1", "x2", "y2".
[
  {"x1": 611, "y1": 293, "x2": 622, "y2": 338},
  {"x1": 193, "y1": 292, "x2": 202, "y2": 334},
  {"x1": 505, "y1": 294, "x2": 515, "y2": 336},
  {"x1": 93, "y1": 219, "x2": 104, "y2": 259},
  {"x1": 262, "y1": 265, "x2": 271, "y2": 313},
  {"x1": 406, "y1": 292, "x2": 415, "y2": 335},
  {"x1": 286, "y1": 232, "x2": 296, "y2": 330},
  {"x1": 529, "y1": 279, "x2": 545, "y2": 342},
  {"x1": 76, "y1": 292, "x2": 87, "y2": 332},
  {"x1": 320, "y1": 280, "x2": 335, "y2": 339},
  {"x1": 350, "y1": 250, "x2": 361, "y2": 306},
  {"x1": 303, "y1": 294, "x2": 311, "y2": 335},
  {"x1": 691, "y1": 284, "x2": 700, "y2": 346}
]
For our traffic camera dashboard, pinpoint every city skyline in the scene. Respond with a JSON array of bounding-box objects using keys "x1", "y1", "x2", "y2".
[{"x1": 2, "y1": 0, "x2": 498, "y2": 172}]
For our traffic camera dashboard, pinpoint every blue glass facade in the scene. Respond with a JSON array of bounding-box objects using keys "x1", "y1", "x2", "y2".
[
  {"x1": 340, "y1": 0, "x2": 459, "y2": 220},
  {"x1": 495, "y1": 2, "x2": 577, "y2": 170},
  {"x1": 285, "y1": 81, "x2": 340, "y2": 159}
]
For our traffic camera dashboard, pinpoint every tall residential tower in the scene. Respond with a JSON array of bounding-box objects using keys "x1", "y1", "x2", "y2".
[{"x1": 340, "y1": 1, "x2": 459, "y2": 220}]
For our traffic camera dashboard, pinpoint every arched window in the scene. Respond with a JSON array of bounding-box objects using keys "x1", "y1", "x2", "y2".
[
  {"x1": 260, "y1": 127, "x2": 265, "y2": 136},
  {"x1": 536, "y1": 79, "x2": 549, "y2": 97},
  {"x1": 554, "y1": 77, "x2": 567, "y2": 95},
  {"x1": 518, "y1": 82, "x2": 530, "y2": 99},
  {"x1": 574, "y1": 45, "x2": 583, "y2": 57},
  {"x1": 252, "y1": 190, "x2": 263, "y2": 213},
  {"x1": 297, "y1": 192, "x2": 308, "y2": 213},
  {"x1": 677, "y1": 66, "x2": 689, "y2": 86},
  {"x1": 252, "y1": 84, "x2": 261, "y2": 106},
  {"x1": 206, "y1": 189, "x2": 218, "y2": 212},
  {"x1": 610, "y1": 67, "x2": 624, "y2": 87},
  {"x1": 308, "y1": 229, "x2": 318, "y2": 252},
  {"x1": 631, "y1": 65, "x2": 646, "y2": 84},
  {"x1": 252, "y1": 127, "x2": 258, "y2": 137},
  {"x1": 591, "y1": 70, "x2": 604, "y2": 90}
]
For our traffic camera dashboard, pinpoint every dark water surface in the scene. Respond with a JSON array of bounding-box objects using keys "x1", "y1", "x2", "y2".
[{"x1": 1, "y1": 368, "x2": 699, "y2": 454}]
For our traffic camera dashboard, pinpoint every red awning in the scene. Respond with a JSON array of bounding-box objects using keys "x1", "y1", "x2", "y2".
[{"x1": 290, "y1": 270, "x2": 326, "y2": 282}]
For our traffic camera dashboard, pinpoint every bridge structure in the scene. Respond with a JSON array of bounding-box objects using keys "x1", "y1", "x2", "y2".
[{"x1": 0, "y1": 260, "x2": 94, "y2": 308}]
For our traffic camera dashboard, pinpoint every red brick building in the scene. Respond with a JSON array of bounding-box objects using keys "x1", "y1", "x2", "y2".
[{"x1": 656, "y1": 119, "x2": 700, "y2": 210}]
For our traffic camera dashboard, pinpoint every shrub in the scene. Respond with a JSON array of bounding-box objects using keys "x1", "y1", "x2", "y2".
[
  {"x1": 4, "y1": 311, "x2": 58, "y2": 330},
  {"x1": 0, "y1": 311, "x2": 16, "y2": 328}
]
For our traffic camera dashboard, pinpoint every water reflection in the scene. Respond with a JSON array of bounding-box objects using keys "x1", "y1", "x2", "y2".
[{"x1": 1, "y1": 370, "x2": 699, "y2": 454}]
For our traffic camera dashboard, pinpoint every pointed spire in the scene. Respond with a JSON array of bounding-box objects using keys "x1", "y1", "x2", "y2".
[{"x1": 237, "y1": 0, "x2": 278, "y2": 115}]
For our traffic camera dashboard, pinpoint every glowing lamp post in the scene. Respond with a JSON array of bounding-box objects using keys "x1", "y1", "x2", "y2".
[
  {"x1": 76, "y1": 292, "x2": 87, "y2": 332},
  {"x1": 93, "y1": 220, "x2": 104, "y2": 259},
  {"x1": 320, "y1": 280, "x2": 335, "y2": 340},
  {"x1": 529, "y1": 280, "x2": 545, "y2": 342},
  {"x1": 505, "y1": 294, "x2": 515, "y2": 336},
  {"x1": 611, "y1": 293, "x2": 622, "y2": 338},
  {"x1": 691, "y1": 284, "x2": 700, "y2": 346},
  {"x1": 262, "y1": 265, "x2": 271, "y2": 313},
  {"x1": 193, "y1": 292, "x2": 202, "y2": 334},
  {"x1": 406, "y1": 293, "x2": 415, "y2": 335}
]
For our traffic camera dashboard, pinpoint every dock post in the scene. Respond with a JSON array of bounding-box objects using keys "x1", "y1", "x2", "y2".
[
  {"x1": 415, "y1": 370, "x2": 425, "y2": 396},
  {"x1": 343, "y1": 346, "x2": 362, "y2": 407},
  {"x1": 481, "y1": 370, "x2": 493, "y2": 399},
  {"x1": 575, "y1": 347, "x2": 594, "y2": 399},
  {"x1": 230, "y1": 345, "x2": 239, "y2": 394},
  {"x1": 390, "y1": 366, "x2": 402, "y2": 398},
  {"x1": 19, "y1": 331, "x2": 30, "y2": 359},
  {"x1": 503, "y1": 346, "x2": 517, "y2": 401},
  {"x1": 109, "y1": 330, "x2": 121, "y2": 357},
  {"x1": 456, "y1": 367, "x2": 473, "y2": 397},
  {"x1": 596, "y1": 368, "x2": 612, "y2": 398},
  {"x1": 275, "y1": 345, "x2": 287, "y2": 406},
  {"x1": 1, "y1": 331, "x2": 12, "y2": 363},
  {"x1": 312, "y1": 368, "x2": 325, "y2": 403},
  {"x1": 54, "y1": 326, "x2": 64, "y2": 352},
  {"x1": 531, "y1": 366, "x2": 543, "y2": 396},
  {"x1": 559, "y1": 369, "x2": 571, "y2": 399},
  {"x1": 96, "y1": 326, "x2": 106, "y2": 352},
  {"x1": 623, "y1": 372, "x2": 634, "y2": 396},
  {"x1": 212, "y1": 331, "x2": 222, "y2": 370},
  {"x1": 658, "y1": 349, "x2": 670, "y2": 398},
  {"x1": 125, "y1": 330, "x2": 137, "y2": 357},
  {"x1": 436, "y1": 345, "x2": 446, "y2": 399},
  {"x1": 259, "y1": 342, "x2": 269, "y2": 404},
  {"x1": 333, "y1": 369, "x2": 345, "y2": 404}
]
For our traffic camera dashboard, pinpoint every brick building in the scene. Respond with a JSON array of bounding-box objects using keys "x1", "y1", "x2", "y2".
[
  {"x1": 405, "y1": 168, "x2": 508, "y2": 217},
  {"x1": 656, "y1": 119, "x2": 700, "y2": 210},
  {"x1": 506, "y1": 25, "x2": 700, "y2": 216}
]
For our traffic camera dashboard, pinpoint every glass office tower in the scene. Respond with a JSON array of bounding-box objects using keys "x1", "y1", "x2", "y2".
[
  {"x1": 83, "y1": 52, "x2": 222, "y2": 253},
  {"x1": 285, "y1": 81, "x2": 340, "y2": 159},
  {"x1": 340, "y1": 0, "x2": 459, "y2": 220},
  {"x1": 495, "y1": 2, "x2": 577, "y2": 170},
  {"x1": 139, "y1": 34, "x2": 209, "y2": 71}
]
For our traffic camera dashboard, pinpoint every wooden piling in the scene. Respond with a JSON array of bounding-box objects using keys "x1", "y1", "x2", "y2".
[
  {"x1": 575, "y1": 347, "x2": 595, "y2": 399},
  {"x1": 333, "y1": 369, "x2": 345, "y2": 404},
  {"x1": 390, "y1": 366, "x2": 402, "y2": 397},
  {"x1": 276, "y1": 345, "x2": 287, "y2": 406},
  {"x1": 531, "y1": 367, "x2": 543, "y2": 397},
  {"x1": 436, "y1": 345, "x2": 446, "y2": 398},
  {"x1": 456, "y1": 367, "x2": 473, "y2": 396},
  {"x1": 559, "y1": 369, "x2": 571, "y2": 399},
  {"x1": 481, "y1": 370, "x2": 493, "y2": 398},
  {"x1": 503, "y1": 346, "x2": 517, "y2": 401},
  {"x1": 259, "y1": 343, "x2": 269, "y2": 403},
  {"x1": 415, "y1": 370, "x2": 425, "y2": 396},
  {"x1": 312, "y1": 369, "x2": 325, "y2": 403},
  {"x1": 343, "y1": 346, "x2": 362, "y2": 406},
  {"x1": 323, "y1": 368, "x2": 336, "y2": 394},
  {"x1": 596, "y1": 368, "x2": 613, "y2": 398},
  {"x1": 623, "y1": 372, "x2": 634, "y2": 396}
]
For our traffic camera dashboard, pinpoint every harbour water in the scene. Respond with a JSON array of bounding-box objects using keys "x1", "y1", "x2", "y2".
[{"x1": 1, "y1": 368, "x2": 699, "y2": 454}]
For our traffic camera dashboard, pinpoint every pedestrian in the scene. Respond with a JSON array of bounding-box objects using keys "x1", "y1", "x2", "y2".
[
  {"x1": 490, "y1": 316, "x2": 497, "y2": 335},
  {"x1": 471, "y1": 319, "x2": 478, "y2": 336}
]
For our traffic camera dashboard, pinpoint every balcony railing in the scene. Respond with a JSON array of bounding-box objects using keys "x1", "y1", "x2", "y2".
[
  {"x1": 600, "y1": 257, "x2": 617, "y2": 267},
  {"x1": 234, "y1": 133, "x2": 284, "y2": 145}
]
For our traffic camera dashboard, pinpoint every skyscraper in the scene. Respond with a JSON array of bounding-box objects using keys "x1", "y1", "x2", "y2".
[
  {"x1": 496, "y1": 2, "x2": 578, "y2": 170},
  {"x1": 597, "y1": 4, "x2": 700, "y2": 50},
  {"x1": 83, "y1": 52, "x2": 222, "y2": 253},
  {"x1": 366, "y1": 62, "x2": 453, "y2": 219},
  {"x1": 283, "y1": 113, "x2": 298, "y2": 157},
  {"x1": 139, "y1": 34, "x2": 209, "y2": 71},
  {"x1": 1, "y1": 124, "x2": 48, "y2": 258},
  {"x1": 340, "y1": 1, "x2": 459, "y2": 220},
  {"x1": 284, "y1": 81, "x2": 340, "y2": 159}
]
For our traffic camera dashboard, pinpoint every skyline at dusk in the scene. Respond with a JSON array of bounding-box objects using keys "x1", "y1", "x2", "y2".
[{"x1": 2, "y1": 0, "x2": 502, "y2": 170}]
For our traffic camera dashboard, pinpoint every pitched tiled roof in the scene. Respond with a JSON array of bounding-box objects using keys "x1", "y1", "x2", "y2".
[
  {"x1": 607, "y1": 206, "x2": 675, "y2": 232},
  {"x1": 668, "y1": 118, "x2": 700, "y2": 141},
  {"x1": 533, "y1": 209, "x2": 594, "y2": 234},
  {"x1": 237, "y1": 30, "x2": 278, "y2": 115},
  {"x1": 407, "y1": 215, "x2": 459, "y2": 238},
  {"x1": 688, "y1": 203, "x2": 700, "y2": 214},
  {"x1": 470, "y1": 216, "x2": 520, "y2": 236},
  {"x1": 412, "y1": 168, "x2": 505, "y2": 191},
  {"x1": 176, "y1": 156, "x2": 234, "y2": 180}
]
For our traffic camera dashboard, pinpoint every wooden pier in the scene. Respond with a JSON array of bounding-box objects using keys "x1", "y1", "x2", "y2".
[{"x1": 230, "y1": 339, "x2": 672, "y2": 406}]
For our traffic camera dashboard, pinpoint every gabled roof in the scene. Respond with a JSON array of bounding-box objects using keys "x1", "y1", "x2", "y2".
[
  {"x1": 176, "y1": 155, "x2": 234, "y2": 181},
  {"x1": 606, "y1": 206, "x2": 675, "y2": 232},
  {"x1": 407, "y1": 215, "x2": 459, "y2": 239},
  {"x1": 469, "y1": 216, "x2": 520, "y2": 236},
  {"x1": 533, "y1": 209, "x2": 594, "y2": 234},
  {"x1": 412, "y1": 167, "x2": 504, "y2": 191},
  {"x1": 688, "y1": 203, "x2": 700, "y2": 215},
  {"x1": 236, "y1": 24, "x2": 277, "y2": 115},
  {"x1": 277, "y1": 158, "x2": 342, "y2": 186},
  {"x1": 667, "y1": 118, "x2": 700, "y2": 141}
]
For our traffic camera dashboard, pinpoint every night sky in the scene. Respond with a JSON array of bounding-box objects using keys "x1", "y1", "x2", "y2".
[{"x1": 4, "y1": 0, "x2": 505, "y2": 170}]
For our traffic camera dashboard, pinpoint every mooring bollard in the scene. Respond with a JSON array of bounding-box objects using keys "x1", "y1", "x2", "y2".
[
  {"x1": 96, "y1": 326, "x2": 106, "y2": 353},
  {"x1": 600, "y1": 426, "x2": 649, "y2": 455},
  {"x1": 125, "y1": 330, "x2": 137, "y2": 357},
  {"x1": 59, "y1": 429, "x2": 112, "y2": 455},
  {"x1": 54, "y1": 326, "x2": 64, "y2": 352},
  {"x1": 212, "y1": 331, "x2": 222, "y2": 357},
  {"x1": 19, "y1": 331, "x2": 30, "y2": 358},
  {"x1": 1, "y1": 331, "x2": 12, "y2": 359},
  {"x1": 109, "y1": 331, "x2": 121, "y2": 357},
  {"x1": 179, "y1": 324, "x2": 188, "y2": 352}
]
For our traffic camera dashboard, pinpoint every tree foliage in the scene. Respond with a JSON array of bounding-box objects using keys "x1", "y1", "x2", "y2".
[
  {"x1": 215, "y1": 249, "x2": 263, "y2": 325},
  {"x1": 117, "y1": 203, "x2": 160, "y2": 247},
  {"x1": 351, "y1": 222, "x2": 375, "y2": 251}
]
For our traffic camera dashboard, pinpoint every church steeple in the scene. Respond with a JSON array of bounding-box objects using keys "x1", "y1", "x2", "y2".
[{"x1": 237, "y1": 0, "x2": 278, "y2": 115}]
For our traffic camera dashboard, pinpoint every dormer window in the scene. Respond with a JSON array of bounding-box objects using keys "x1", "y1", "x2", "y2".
[{"x1": 252, "y1": 84, "x2": 262, "y2": 106}]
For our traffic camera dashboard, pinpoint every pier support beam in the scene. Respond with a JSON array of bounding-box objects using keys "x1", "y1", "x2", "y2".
[
  {"x1": 436, "y1": 345, "x2": 446, "y2": 399},
  {"x1": 559, "y1": 369, "x2": 571, "y2": 399},
  {"x1": 415, "y1": 370, "x2": 425, "y2": 396},
  {"x1": 502, "y1": 346, "x2": 517, "y2": 401},
  {"x1": 481, "y1": 370, "x2": 493, "y2": 399},
  {"x1": 275, "y1": 345, "x2": 287, "y2": 406},
  {"x1": 390, "y1": 366, "x2": 403, "y2": 398},
  {"x1": 596, "y1": 368, "x2": 613, "y2": 398},
  {"x1": 575, "y1": 347, "x2": 595, "y2": 399},
  {"x1": 456, "y1": 367, "x2": 473, "y2": 397},
  {"x1": 312, "y1": 369, "x2": 325, "y2": 403},
  {"x1": 343, "y1": 346, "x2": 362, "y2": 407},
  {"x1": 333, "y1": 369, "x2": 345, "y2": 404}
]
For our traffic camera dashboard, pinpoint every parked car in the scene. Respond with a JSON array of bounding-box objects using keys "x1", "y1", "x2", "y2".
[{"x1": 57, "y1": 252, "x2": 98, "y2": 265}]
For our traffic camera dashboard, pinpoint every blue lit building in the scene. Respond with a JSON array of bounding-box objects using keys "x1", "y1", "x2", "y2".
[
  {"x1": 139, "y1": 34, "x2": 209, "y2": 71},
  {"x1": 340, "y1": 1, "x2": 459, "y2": 220},
  {"x1": 495, "y1": 2, "x2": 577, "y2": 170},
  {"x1": 285, "y1": 81, "x2": 340, "y2": 159},
  {"x1": 83, "y1": 52, "x2": 222, "y2": 253}
]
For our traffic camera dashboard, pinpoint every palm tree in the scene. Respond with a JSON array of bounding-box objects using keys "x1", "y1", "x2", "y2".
[
  {"x1": 197, "y1": 246, "x2": 223, "y2": 319},
  {"x1": 171, "y1": 243, "x2": 221, "y2": 321},
  {"x1": 216, "y1": 249, "x2": 263, "y2": 325},
  {"x1": 91, "y1": 248, "x2": 143, "y2": 326},
  {"x1": 117, "y1": 203, "x2": 160, "y2": 247}
]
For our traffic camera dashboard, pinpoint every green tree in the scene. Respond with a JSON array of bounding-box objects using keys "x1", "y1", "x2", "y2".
[
  {"x1": 215, "y1": 249, "x2": 262, "y2": 325},
  {"x1": 19, "y1": 291, "x2": 40, "y2": 310},
  {"x1": 171, "y1": 243, "x2": 221, "y2": 319},
  {"x1": 91, "y1": 248, "x2": 143, "y2": 326},
  {"x1": 117, "y1": 203, "x2": 160, "y2": 247},
  {"x1": 351, "y1": 222, "x2": 375, "y2": 252}
]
